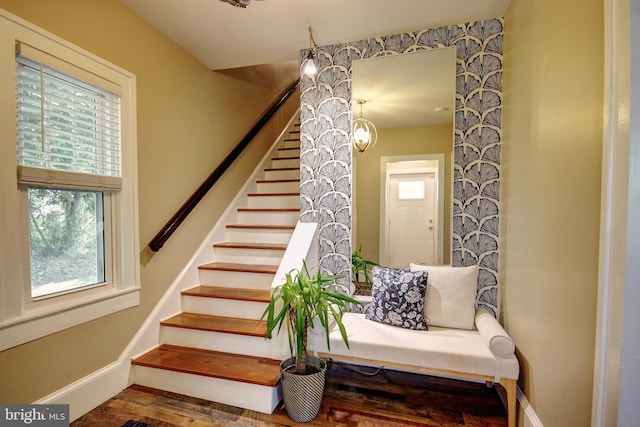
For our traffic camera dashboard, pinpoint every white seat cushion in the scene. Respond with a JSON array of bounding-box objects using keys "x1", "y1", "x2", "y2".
[{"x1": 312, "y1": 312, "x2": 519, "y2": 381}]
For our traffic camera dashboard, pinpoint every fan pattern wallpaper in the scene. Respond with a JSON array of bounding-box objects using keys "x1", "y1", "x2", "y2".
[{"x1": 299, "y1": 18, "x2": 503, "y2": 316}]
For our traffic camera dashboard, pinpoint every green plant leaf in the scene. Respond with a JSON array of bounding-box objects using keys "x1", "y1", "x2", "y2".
[
  {"x1": 261, "y1": 259, "x2": 360, "y2": 372},
  {"x1": 329, "y1": 304, "x2": 350, "y2": 349}
]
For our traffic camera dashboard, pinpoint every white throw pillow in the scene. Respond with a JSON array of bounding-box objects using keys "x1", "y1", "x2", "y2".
[{"x1": 409, "y1": 263, "x2": 478, "y2": 330}]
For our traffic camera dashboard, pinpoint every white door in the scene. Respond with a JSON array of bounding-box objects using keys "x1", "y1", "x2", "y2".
[{"x1": 386, "y1": 172, "x2": 437, "y2": 268}]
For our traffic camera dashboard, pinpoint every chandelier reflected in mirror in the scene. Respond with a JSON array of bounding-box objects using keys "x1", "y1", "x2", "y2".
[{"x1": 352, "y1": 99, "x2": 378, "y2": 153}]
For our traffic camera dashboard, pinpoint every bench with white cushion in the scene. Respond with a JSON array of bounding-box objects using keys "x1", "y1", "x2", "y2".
[{"x1": 309, "y1": 264, "x2": 519, "y2": 427}]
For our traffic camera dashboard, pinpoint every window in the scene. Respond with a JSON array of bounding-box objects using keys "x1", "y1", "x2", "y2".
[
  {"x1": 15, "y1": 47, "x2": 121, "y2": 300},
  {"x1": 397, "y1": 180, "x2": 426, "y2": 200},
  {"x1": 0, "y1": 10, "x2": 139, "y2": 350}
]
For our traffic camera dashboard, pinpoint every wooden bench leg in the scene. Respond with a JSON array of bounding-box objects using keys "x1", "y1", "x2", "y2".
[{"x1": 500, "y1": 378, "x2": 517, "y2": 427}]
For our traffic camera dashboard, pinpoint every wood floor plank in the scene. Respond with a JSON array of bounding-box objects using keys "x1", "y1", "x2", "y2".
[{"x1": 73, "y1": 361, "x2": 507, "y2": 426}]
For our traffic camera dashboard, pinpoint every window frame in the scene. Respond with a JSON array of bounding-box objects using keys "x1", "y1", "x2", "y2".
[{"x1": 0, "y1": 9, "x2": 140, "y2": 351}]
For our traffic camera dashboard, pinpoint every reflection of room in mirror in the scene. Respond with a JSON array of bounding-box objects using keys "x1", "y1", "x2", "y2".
[
  {"x1": 351, "y1": 49, "x2": 455, "y2": 268},
  {"x1": 351, "y1": 48, "x2": 456, "y2": 130},
  {"x1": 385, "y1": 158, "x2": 442, "y2": 268}
]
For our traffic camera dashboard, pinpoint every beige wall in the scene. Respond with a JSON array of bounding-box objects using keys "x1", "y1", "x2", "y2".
[
  {"x1": 0, "y1": 0, "x2": 298, "y2": 403},
  {"x1": 501, "y1": 0, "x2": 603, "y2": 426},
  {"x1": 354, "y1": 123, "x2": 452, "y2": 266}
]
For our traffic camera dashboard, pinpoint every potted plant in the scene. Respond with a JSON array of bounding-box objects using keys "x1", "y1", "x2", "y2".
[
  {"x1": 351, "y1": 245, "x2": 378, "y2": 295},
  {"x1": 262, "y1": 260, "x2": 360, "y2": 422}
]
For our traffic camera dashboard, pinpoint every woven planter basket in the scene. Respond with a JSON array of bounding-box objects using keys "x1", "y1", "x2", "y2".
[{"x1": 280, "y1": 356, "x2": 327, "y2": 422}]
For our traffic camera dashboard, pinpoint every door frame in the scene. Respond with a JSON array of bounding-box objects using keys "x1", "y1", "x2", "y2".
[{"x1": 379, "y1": 154, "x2": 446, "y2": 266}]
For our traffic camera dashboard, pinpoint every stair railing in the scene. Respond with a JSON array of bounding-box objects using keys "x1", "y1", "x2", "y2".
[{"x1": 148, "y1": 79, "x2": 301, "y2": 252}]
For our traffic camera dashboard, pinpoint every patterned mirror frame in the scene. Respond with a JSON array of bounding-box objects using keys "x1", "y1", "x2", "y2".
[{"x1": 299, "y1": 18, "x2": 503, "y2": 316}]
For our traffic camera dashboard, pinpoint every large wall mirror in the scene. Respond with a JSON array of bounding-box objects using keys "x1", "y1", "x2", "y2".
[
  {"x1": 351, "y1": 48, "x2": 456, "y2": 268},
  {"x1": 299, "y1": 19, "x2": 503, "y2": 315}
]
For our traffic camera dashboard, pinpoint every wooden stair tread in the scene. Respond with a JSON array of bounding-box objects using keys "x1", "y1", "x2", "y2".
[
  {"x1": 271, "y1": 156, "x2": 300, "y2": 160},
  {"x1": 132, "y1": 344, "x2": 281, "y2": 387},
  {"x1": 226, "y1": 224, "x2": 295, "y2": 230},
  {"x1": 213, "y1": 241, "x2": 287, "y2": 250},
  {"x1": 246, "y1": 192, "x2": 299, "y2": 197},
  {"x1": 182, "y1": 286, "x2": 270, "y2": 302},
  {"x1": 198, "y1": 262, "x2": 278, "y2": 274},
  {"x1": 161, "y1": 313, "x2": 267, "y2": 337},
  {"x1": 237, "y1": 207, "x2": 299, "y2": 212},
  {"x1": 255, "y1": 178, "x2": 299, "y2": 183},
  {"x1": 263, "y1": 167, "x2": 298, "y2": 171}
]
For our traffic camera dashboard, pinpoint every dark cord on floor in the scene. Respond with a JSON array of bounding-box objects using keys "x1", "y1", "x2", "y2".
[{"x1": 326, "y1": 358, "x2": 385, "y2": 377}]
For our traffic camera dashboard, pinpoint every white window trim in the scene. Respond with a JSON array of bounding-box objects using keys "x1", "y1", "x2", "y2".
[{"x1": 0, "y1": 9, "x2": 140, "y2": 351}]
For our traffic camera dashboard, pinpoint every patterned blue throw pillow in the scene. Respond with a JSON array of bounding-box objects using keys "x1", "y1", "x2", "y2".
[{"x1": 366, "y1": 266, "x2": 428, "y2": 330}]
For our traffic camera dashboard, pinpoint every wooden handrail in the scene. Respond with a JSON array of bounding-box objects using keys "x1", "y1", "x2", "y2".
[{"x1": 148, "y1": 79, "x2": 300, "y2": 252}]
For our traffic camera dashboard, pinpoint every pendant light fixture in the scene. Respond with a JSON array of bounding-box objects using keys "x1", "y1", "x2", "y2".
[
  {"x1": 352, "y1": 99, "x2": 378, "y2": 153},
  {"x1": 220, "y1": 0, "x2": 259, "y2": 8},
  {"x1": 303, "y1": 26, "x2": 318, "y2": 76}
]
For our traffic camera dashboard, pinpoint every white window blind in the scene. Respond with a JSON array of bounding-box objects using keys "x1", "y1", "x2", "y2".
[{"x1": 15, "y1": 42, "x2": 122, "y2": 189}]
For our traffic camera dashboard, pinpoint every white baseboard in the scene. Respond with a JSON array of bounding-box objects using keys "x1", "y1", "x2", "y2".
[
  {"x1": 518, "y1": 386, "x2": 545, "y2": 427},
  {"x1": 34, "y1": 360, "x2": 131, "y2": 422}
]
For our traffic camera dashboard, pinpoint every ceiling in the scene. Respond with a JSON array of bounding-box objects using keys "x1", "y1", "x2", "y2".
[
  {"x1": 118, "y1": 0, "x2": 510, "y2": 71},
  {"x1": 118, "y1": 0, "x2": 510, "y2": 129},
  {"x1": 352, "y1": 48, "x2": 457, "y2": 129}
]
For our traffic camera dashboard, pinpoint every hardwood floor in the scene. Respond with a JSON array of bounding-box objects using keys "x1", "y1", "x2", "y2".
[{"x1": 72, "y1": 360, "x2": 507, "y2": 426}]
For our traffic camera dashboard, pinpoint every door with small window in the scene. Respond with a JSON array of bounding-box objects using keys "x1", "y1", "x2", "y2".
[{"x1": 386, "y1": 171, "x2": 437, "y2": 268}]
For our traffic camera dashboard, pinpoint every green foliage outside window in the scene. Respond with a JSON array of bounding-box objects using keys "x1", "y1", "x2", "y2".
[{"x1": 28, "y1": 187, "x2": 105, "y2": 297}]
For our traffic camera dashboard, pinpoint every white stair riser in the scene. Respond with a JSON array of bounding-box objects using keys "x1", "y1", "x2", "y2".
[
  {"x1": 276, "y1": 148, "x2": 300, "y2": 157},
  {"x1": 269, "y1": 157, "x2": 299, "y2": 169},
  {"x1": 133, "y1": 366, "x2": 281, "y2": 414},
  {"x1": 161, "y1": 327, "x2": 271, "y2": 357},
  {"x1": 248, "y1": 195, "x2": 299, "y2": 209},
  {"x1": 181, "y1": 295, "x2": 268, "y2": 320},
  {"x1": 198, "y1": 269, "x2": 274, "y2": 288},
  {"x1": 256, "y1": 180, "x2": 300, "y2": 193},
  {"x1": 213, "y1": 247, "x2": 285, "y2": 265},
  {"x1": 263, "y1": 168, "x2": 299, "y2": 180},
  {"x1": 225, "y1": 227, "x2": 293, "y2": 244},
  {"x1": 282, "y1": 139, "x2": 299, "y2": 149},
  {"x1": 237, "y1": 210, "x2": 299, "y2": 225}
]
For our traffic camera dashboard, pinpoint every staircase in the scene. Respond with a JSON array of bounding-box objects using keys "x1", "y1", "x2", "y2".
[{"x1": 132, "y1": 123, "x2": 301, "y2": 414}]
